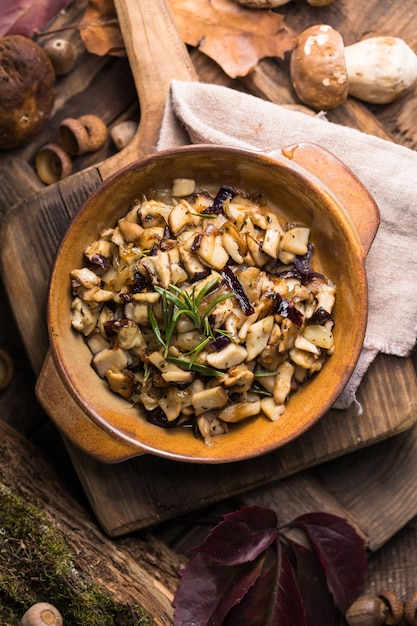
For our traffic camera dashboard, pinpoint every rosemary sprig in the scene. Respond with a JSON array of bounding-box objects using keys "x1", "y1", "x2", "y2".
[
  {"x1": 166, "y1": 356, "x2": 224, "y2": 377},
  {"x1": 150, "y1": 278, "x2": 235, "y2": 357}
]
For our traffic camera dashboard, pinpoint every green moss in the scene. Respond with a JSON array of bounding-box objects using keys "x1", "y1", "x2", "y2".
[{"x1": 0, "y1": 484, "x2": 153, "y2": 625}]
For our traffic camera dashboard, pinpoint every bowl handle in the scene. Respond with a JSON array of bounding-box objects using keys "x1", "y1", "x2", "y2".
[
  {"x1": 268, "y1": 142, "x2": 380, "y2": 256},
  {"x1": 36, "y1": 351, "x2": 144, "y2": 463}
]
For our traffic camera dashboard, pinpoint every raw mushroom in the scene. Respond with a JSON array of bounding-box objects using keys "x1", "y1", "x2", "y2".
[
  {"x1": 0, "y1": 35, "x2": 55, "y2": 149},
  {"x1": 290, "y1": 24, "x2": 348, "y2": 110},
  {"x1": 290, "y1": 24, "x2": 417, "y2": 109},
  {"x1": 344, "y1": 36, "x2": 417, "y2": 104}
]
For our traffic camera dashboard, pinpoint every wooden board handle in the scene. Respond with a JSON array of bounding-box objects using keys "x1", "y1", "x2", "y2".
[
  {"x1": 101, "y1": 0, "x2": 197, "y2": 177},
  {"x1": 276, "y1": 142, "x2": 380, "y2": 256}
]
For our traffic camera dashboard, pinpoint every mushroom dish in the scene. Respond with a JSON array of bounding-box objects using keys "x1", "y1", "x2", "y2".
[{"x1": 70, "y1": 178, "x2": 336, "y2": 445}]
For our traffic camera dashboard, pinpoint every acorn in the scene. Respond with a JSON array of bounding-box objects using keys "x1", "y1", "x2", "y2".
[{"x1": 43, "y1": 38, "x2": 75, "y2": 76}]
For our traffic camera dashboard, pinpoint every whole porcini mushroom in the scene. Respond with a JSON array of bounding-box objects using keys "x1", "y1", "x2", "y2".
[
  {"x1": 20, "y1": 602, "x2": 63, "y2": 626},
  {"x1": 290, "y1": 24, "x2": 348, "y2": 110},
  {"x1": 290, "y1": 24, "x2": 417, "y2": 109},
  {"x1": 0, "y1": 35, "x2": 55, "y2": 150}
]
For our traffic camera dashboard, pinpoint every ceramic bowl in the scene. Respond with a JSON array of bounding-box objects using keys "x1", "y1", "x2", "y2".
[{"x1": 38, "y1": 143, "x2": 379, "y2": 464}]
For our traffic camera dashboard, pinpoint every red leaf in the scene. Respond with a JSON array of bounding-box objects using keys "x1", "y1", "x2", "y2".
[
  {"x1": 190, "y1": 505, "x2": 278, "y2": 565},
  {"x1": 173, "y1": 551, "x2": 265, "y2": 626},
  {"x1": 288, "y1": 512, "x2": 368, "y2": 613},
  {"x1": 0, "y1": 0, "x2": 73, "y2": 37},
  {"x1": 225, "y1": 541, "x2": 307, "y2": 626},
  {"x1": 284, "y1": 538, "x2": 337, "y2": 626}
]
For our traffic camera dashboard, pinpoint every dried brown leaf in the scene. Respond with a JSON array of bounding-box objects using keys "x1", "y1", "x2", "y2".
[
  {"x1": 169, "y1": 0, "x2": 296, "y2": 78},
  {"x1": 78, "y1": 0, "x2": 125, "y2": 57}
]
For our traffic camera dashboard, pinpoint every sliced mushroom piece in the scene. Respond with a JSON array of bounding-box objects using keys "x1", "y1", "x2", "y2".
[
  {"x1": 168, "y1": 199, "x2": 196, "y2": 235},
  {"x1": 246, "y1": 233, "x2": 269, "y2": 267},
  {"x1": 280, "y1": 227, "x2": 310, "y2": 255},
  {"x1": 197, "y1": 411, "x2": 229, "y2": 444},
  {"x1": 273, "y1": 360, "x2": 295, "y2": 405},
  {"x1": 197, "y1": 233, "x2": 229, "y2": 270},
  {"x1": 245, "y1": 314, "x2": 274, "y2": 361},
  {"x1": 289, "y1": 346, "x2": 318, "y2": 369},
  {"x1": 192, "y1": 386, "x2": 229, "y2": 415},
  {"x1": 70, "y1": 296, "x2": 99, "y2": 336},
  {"x1": 303, "y1": 324, "x2": 334, "y2": 350},
  {"x1": 70, "y1": 267, "x2": 101, "y2": 289},
  {"x1": 218, "y1": 397, "x2": 261, "y2": 423},
  {"x1": 206, "y1": 342, "x2": 248, "y2": 369},
  {"x1": 262, "y1": 228, "x2": 281, "y2": 259},
  {"x1": 92, "y1": 346, "x2": 133, "y2": 379},
  {"x1": 294, "y1": 333, "x2": 321, "y2": 355},
  {"x1": 159, "y1": 387, "x2": 190, "y2": 421},
  {"x1": 138, "y1": 199, "x2": 172, "y2": 227},
  {"x1": 222, "y1": 231, "x2": 244, "y2": 263},
  {"x1": 171, "y1": 178, "x2": 196, "y2": 197},
  {"x1": 116, "y1": 320, "x2": 145, "y2": 351},
  {"x1": 260, "y1": 397, "x2": 286, "y2": 421},
  {"x1": 220, "y1": 363, "x2": 255, "y2": 393},
  {"x1": 148, "y1": 351, "x2": 194, "y2": 383},
  {"x1": 85, "y1": 327, "x2": 111, "y2": 353},
  {"x1": 117, "y1": 218, "x2": 144, "y2": 243},
  {"x1": 105, "y1": 368, "x2": 135, "y2": 399}
]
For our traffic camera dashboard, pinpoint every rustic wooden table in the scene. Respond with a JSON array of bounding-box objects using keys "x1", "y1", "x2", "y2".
[{"x1": 1, "y1": 0, "x2": 417, "y2": 619}]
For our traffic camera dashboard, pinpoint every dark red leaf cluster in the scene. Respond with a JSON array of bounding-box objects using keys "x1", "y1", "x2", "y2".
[{"x1": 173, "y1": 506, "x2": 367, "y2": 625}]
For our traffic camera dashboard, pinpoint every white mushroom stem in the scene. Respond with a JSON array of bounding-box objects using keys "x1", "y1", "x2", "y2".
[{"x1": 344, "y1": 36, "x2": 417, "y2": 104}]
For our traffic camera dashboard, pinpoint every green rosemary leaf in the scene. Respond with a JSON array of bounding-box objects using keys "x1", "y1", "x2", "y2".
[
  {"x1": 148, "y1": 306, "x2": 166, "y2": 349},
  {"x1": 249, "y1": 383, "x2": 273, "y2": 396},
  {"x1": 194, "y1": 277, "x2": 220, "y2": 308},
  {"x1": 201, "y1": 292, "x2": 235, "y2": 322},
  {"x1": 166, "y1": 356, "x2": 224, "y2": 377}
]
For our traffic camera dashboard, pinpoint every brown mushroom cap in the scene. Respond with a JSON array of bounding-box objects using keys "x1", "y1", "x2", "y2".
[
  {"x1": 290, "y1": 24, "x2": 348, "y2": 110},
  {"x1": 0, "y1": 35, "x2": 56, "y2": 150}
]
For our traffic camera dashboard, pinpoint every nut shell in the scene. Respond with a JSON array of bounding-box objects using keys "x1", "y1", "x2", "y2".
[
  {"x1": 290, "y1": 24, "x2": 348, "y2": 110},
  {"x1": 0, "y1": 35, "x2": 56, "y2": 150}
]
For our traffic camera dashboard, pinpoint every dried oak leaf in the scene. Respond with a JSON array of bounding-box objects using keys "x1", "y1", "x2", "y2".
[
  {"x1": 78, "y1": 0, "x2": 125, "y2": 57},
  {"x1": 169, "y1": 0, "x2": 297, "y2": 78}
]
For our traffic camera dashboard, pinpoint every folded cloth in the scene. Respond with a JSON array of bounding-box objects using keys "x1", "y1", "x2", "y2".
[{"x1": 157, "y1": 80, "x2": 417, "y2": 409}]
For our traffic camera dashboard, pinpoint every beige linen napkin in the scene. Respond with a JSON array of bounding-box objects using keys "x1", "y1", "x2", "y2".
[{"x1": 157, "y1": 80, "x2": 417, "y2": 409}]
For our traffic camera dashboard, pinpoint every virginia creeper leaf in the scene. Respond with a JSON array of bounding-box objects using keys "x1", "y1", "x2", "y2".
[
  {"x1": 173, "y1": 551, "x2": 265, "y2": 626},
  {"x1": 190, "y1": 505, "x2": 278, "y2": 565},
  {"x1": 288, "y1": 512, "x2": 367, "y2": 613},
  {"x1": 225, "y1": 541, "x2": 307, "y2": 626},
  {"x1": 0, "y1": 0, "x2": 73, "y2": 37},
  {"x1": 284, "y1": 537, "x2": 337, "y2": 626}
]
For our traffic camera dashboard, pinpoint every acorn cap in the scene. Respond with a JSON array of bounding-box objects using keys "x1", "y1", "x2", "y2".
[
  {"x1": 0, "y1": 35, "x2": 56, "y2": 150},
  {"x1": 59, "y1": 114, "x2": 107, "y2": 155}
]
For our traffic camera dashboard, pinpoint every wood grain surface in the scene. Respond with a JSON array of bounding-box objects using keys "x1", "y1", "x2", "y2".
[{"x1": 1, "y1": 0, "x2": 417, "y2": 554}]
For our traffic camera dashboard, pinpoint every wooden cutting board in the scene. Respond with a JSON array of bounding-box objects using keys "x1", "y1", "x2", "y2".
[{"x1": 1, "y1": 0, "x2": 417, "y2": 546}]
